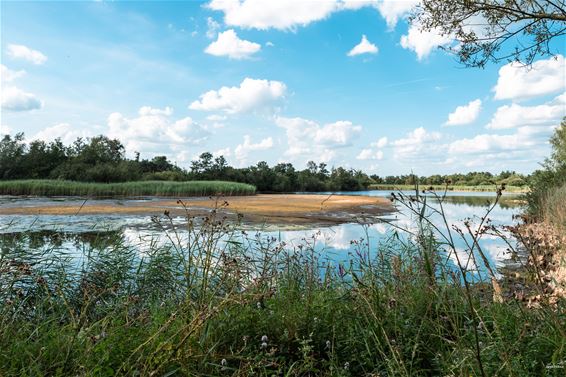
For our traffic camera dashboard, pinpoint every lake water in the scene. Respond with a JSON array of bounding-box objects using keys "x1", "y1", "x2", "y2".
[{"x1": 0, "y1": 190, "x2": 524, "y2": 279}]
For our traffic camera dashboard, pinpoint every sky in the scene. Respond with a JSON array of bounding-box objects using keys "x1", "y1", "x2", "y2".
[{"x1": 1, "y1": 0, "x2": 565, "y2": 175}]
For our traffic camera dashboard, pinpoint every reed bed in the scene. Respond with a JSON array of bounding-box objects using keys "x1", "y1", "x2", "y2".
[
  {"x1": 0, "y1": 191, "x2": 564, "y2": 376},
  {"x1": 0, "y1": 179, "x2": 256, "y2": 197},
  {"x1": 542, "y1": 183, "x2": 566, "y2": 231}
]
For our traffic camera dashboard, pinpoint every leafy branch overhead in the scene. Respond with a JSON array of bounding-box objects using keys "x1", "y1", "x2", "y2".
[{"x1": 413, "y1": 0, "x2": 566, "y2": 67}]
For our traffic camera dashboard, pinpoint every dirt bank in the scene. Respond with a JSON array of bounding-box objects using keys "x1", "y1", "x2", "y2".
[{"x1": 0, "y1": 194, "x2": 395, "y2": 226}]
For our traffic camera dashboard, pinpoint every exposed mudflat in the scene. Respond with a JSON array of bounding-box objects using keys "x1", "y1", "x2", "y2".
[{"x1": 0, "y1": 194, "x2": 395, "y2": 226}]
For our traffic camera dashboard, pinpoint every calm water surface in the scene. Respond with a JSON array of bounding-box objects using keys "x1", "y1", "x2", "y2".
[{"x1": 0, "y1": 190, "x2": 523, "y2": 278}]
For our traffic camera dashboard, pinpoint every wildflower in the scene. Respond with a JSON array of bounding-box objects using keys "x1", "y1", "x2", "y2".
[
  {"x1": 261, "y1": 342, "x2": 268, "y2": 349},
  {"x1": 325, "y1": 340, "x2": 331, "y2": 349},
  {"x1": 221, "y1": 358, "x2": 227, "y2": 366},
  {"x1": 261, "y1": 335, "x2": 268, "y2": 342},
  {"x1": 344, "y1": 362, "x2": 350, "y2": 370}
]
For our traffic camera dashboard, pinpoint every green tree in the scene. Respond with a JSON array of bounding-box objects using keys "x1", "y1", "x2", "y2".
[
  {"x1": 526, "y1": 118, "x2": 566, "y2": 215},
  {"x1": 0, "y1": 133, "x2": 26, "y2": 179},
  {"x1": 414, "y1": 0, "x2": 566, "y2": 67}
]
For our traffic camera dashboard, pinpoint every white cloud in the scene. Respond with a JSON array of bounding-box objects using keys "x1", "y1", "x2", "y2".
[
  {"x1": 347, "y1": 35, "x2": 378, "y2": 56},
  {"x1": 314, "y1": 121, "x2": 362, "y2": 145},
  {"x1": 275, "y1": 116, "x2": 361, "y2": 163},
  {"x1": 356, "y1": 148, "x2": 383, "y2": 160},
  {"x1": 0, "y1": 64, "x2": 25, "y2": 82},
  {"x1": 400, "y1": 23, "x2": 452, "y2": 60},
  {"x1": 486, "y1": 94, "x2": 565, "y2": 130},
  {"x1": 205, "y1": 29, "x2": 261, "y2": 59},
  {"x1": 206, "y1": 17, "x2": 221, "y2": 39},
  {"x1": 6, "y1": 44, "x2": 47, "y2": 65},
  {"x1": 1, "y1": 125, "x2": 12, "y2": 135},
  {"x1": 374, "y1": 0, "x2": 419, "y2": 29},
  {"x1": 445, "y1": 99, "x2": 482, "y2": 126},
  {"x1": 206, "y1": 114, "x2": 227, "y2": 121},
  {"x1": 107, "y1": 106, "x2": 209, "y2": 155},
  {"x1": 207, "y1": 0, "x2": 419, "y2": 31},
  {"x1": 139, "y1": 106, "x2": 173, "y2": 116},
  {"x1": 371, "y1": 136, "x2": 388, "y2": 148},
  {"x1": 207, "y1": 0, "x2": 339, "y2": 30},
  {"x1": 357, "y1": 136, "x2": 388, "y2": 160},
  {"x1": 33, "y1": 123, "x2": 93, "y2": 145},
  {"x1": 213, "y1": 147, "x2": 232, "y2": 157},
  {"x1": 1, "y1": 86, "x2": 42, "y2": 112},
  {"x1": 189, "y1": 77, "x2": 286, "y2": 114},
  {"x1": 448, "y1": 125, "x2": 554, "y2": 156},
  {"x1": 234, "y1": 135, "x2": 274, "y2": 163},
  {"x1": 392, "y1": 127, "x2": 442, "y2": 160},
  {"x1": 493, "y1": 55, "x2": 565, "y2": 100}
]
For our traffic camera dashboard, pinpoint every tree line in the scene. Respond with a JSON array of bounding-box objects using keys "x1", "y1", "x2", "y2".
[{"x1": 1, "y1": 132, "x2": 531, "y2": 192}]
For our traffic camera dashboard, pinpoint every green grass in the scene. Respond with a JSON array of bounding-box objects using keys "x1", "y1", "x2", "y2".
[
  {"x1": 369, "y1": 183, "x2": 529, "y2": 193},
  {"x1": 0, "y1": 179, "x2": 256, "y2": 197}
]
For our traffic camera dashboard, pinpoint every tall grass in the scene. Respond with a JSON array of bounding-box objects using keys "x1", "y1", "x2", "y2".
[
  {"x1": 541, "y1": 183, "x2": 566, "y2": 231},
  {"x1": 0, "y1": 179, "x2": 256, "y2": 197},
  {"x1": 0, "y1": 193, "x2": 564, "y2": 376}
]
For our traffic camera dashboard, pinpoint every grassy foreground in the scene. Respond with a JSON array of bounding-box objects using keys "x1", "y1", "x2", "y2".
[
  {"x1": 0, "y1": 194, "x2": 564, "y2": 376},
  {"x1": 0, "y1": 179, "x2": 256, "y2": 197},
  {"x1": 369, "y1": 183, "x2": 528, "y2": 193}
]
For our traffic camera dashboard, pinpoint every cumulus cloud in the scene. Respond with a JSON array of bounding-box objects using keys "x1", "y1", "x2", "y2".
[
  {"x1": 205, "y1": 29, "x2": 261, "y2": 59},
  {"x1": 33, "y1": 123, "x2": 93, "y2": 145},
  {"x1": 207, "y1": 0, "x2": 419, "y2": 31},
  {"x1": 400, "y1": 23, "x2": 452, "y2": 60},
  {"x1": 356, "y1": 148, "x2": 383, "y2": 160},
  {"x1": 357, "y1": 136, "x2": 387, "y2": 160},
  {"x1": 107, "y1": 106, "x2": 209, "y2": 155},
  {"x1": 234, "y1": 135, "x2": 273, "y2": 164},
  {"x1": 392, "y1": 127, "x2": 442, "y2": 160},
  {"x1": 448, "y1": 126, "x2": 553, "y2": 156},
  {"x1": 374, "y1": 0, "x2": 419, "y2": 29},
  {"x1": 207, "y1": 0, "x2": 339, "y2": 30},
  {"x1": 445, "y1": 99, "x2": 482, "y2": 126},
  {"x1": 347, "y1": 35, "x2": 378, "y2": 56},
  {"x1": 486, "y1": 94, "x2": 565, "y2": 130},
  {"x1": 493, "y1": 55, "x2": 565, "y2": 101},
  {"x1": 0, "y1": 64, "x2": 25, "y2": 82},
  {"x1": 372, "y1": 136, "x2": 388, "y2": 148},
  {"x1": 189, "y1": 77, "x2": 286, "y2": 114},
  {"x1": 275, "y1": 116, "x2": 361, "y2": 163},
  {"x1": 1, "y1": 86, "x2": 42, "y2": 112},
  {"x1": 6, "y1": 44, "x2": 47, "y2": 65}
]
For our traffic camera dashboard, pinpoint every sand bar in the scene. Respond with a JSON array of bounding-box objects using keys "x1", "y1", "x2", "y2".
[{"x1": 0, "y1": 194, "x2": 395, "y2": 226}]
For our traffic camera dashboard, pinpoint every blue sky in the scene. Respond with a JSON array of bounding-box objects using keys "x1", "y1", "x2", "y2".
[{"x1": 1, "y1": 0, "x2": 565, "y2": 175}]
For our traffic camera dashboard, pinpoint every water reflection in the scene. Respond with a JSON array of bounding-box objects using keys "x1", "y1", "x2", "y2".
[{"x1": 0, "y1": 191, "x2": 522, "y2": 279}]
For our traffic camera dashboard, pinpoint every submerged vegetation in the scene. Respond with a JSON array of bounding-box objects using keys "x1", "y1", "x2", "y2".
[{"x1": 0, "y1": 179, "x2": 256, "y2": 197}]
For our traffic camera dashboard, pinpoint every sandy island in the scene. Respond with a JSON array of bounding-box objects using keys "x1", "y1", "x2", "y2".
[{"x1": 0, "y1": 194, "x2": 395, "y2": 226}]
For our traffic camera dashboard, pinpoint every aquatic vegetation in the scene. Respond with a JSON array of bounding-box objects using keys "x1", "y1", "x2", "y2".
[{"x1": 0, "y1": 179, "x2": 256, "y2": 197}]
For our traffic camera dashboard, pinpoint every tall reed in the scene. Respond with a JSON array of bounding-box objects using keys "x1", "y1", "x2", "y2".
[{"x1": 0, "y1": 179, "x2": 256, "y2": 197}]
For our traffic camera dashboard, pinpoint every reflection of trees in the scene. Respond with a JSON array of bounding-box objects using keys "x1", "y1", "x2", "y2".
[
  {"x1": 429, "y1": 195, "x2": 521, "y2": 209},
  {"x1": 0, "y1": 230, "x2": 123, "y2": 252}
]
